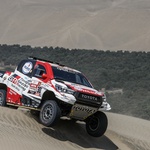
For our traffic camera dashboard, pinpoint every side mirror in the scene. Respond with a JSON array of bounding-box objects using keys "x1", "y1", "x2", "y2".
[{"x1": 42, "y1": 73, "x2": 48, "y2": 79}]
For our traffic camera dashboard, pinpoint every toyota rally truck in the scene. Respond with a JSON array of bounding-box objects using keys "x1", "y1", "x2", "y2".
[{"x1": 0, "y1": 57, "x2": 111, "y2": 137}]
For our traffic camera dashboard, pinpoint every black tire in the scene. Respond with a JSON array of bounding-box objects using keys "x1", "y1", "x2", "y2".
[
  {"x1": 0, "y1": 89, "x2": 6, "y2": 106},
  {"x1": 86, "y1": 111, "x2": 108, "y2": 137},
  {"x1": 39, "y1": 100, "x2": 61, "y2": 127}
]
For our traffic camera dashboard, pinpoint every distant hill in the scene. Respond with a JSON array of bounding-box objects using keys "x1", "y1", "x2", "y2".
[
  {"x1": 0, "y1": 0, "x2": 150, "y2": 51},
  {"x1": 0, "y1": 44, "x2": 150, "y2": 120}
]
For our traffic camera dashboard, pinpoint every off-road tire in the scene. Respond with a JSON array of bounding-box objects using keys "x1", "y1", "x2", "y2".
[
  {"x1": 39, "y1": 100, "x2": 61, "y2": 127},
  {"x1": 0, "y1": 89, "x2": 6, "y2": 106},
  {"x1": 86, "y1": 111, "x2": 108, "y2": 137}
]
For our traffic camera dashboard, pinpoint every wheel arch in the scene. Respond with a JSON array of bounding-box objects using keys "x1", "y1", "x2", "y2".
[
  {"x1": 40, "y1": 90, "x2": 58, "y2": 107},
  {"x1": 0, "y1": 83, "x2": 7, "y2": 91}
]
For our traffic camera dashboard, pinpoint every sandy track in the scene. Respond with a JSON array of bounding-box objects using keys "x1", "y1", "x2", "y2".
[
  {"x1": 106, "y1": 113, "x2": 150, "y2": 150},
  {"x1": 0, "y1": 107, "x2": 150, "y2": 150},
  {"x1": 0, "y1": 107, "x2": 118, "y2": 150}
]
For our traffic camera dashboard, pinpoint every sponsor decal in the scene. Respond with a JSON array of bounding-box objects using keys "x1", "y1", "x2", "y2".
[
  {"x1": 70, "y1": 84, "x2": 97, "y2": 95},
  {"x1": 8, "y1": 75, "x2": 29, "y2": 91},
  {"x1": 17, "y1": 78, "x2": 29, "y2": 91},
  {"x1": 9, "y1": 89, "x2": 17, "y2": 95},
  {"x1": 28, "y1": 82, "x2": 42, "y2": 96},
  {"x1": 8, "y1": 75, "x2": 18, "y2": 84},
  {"x1": 22, "y1": 62, "x2": 33, "y2": 74},
  {"x1": 72, "y1": 105, "x2": 97, "y2": 114},
  {"x1": 11, "y1": 84, "x2": 20, "y2": 92},
  {"x1": 81, "y1": 94, "x2": 98, "y2": 101},
  {"x1": 56, "y1": 66, "x2": 75, "y2": 73},
  {"x1": 70, "y1": 104, "x2": 98, "y2": 120},
  {"x1": 82, "y1": 89, "x2": 96, "y2": 94}
]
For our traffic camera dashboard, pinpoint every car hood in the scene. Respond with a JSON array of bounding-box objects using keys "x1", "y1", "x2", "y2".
[{"x1": 64, "y1": 81, "x2": 104, "y2": 96}]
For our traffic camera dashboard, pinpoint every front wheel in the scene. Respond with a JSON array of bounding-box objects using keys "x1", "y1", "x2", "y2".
[
  {"x1": 0, "y1": 89, "x2": 6, "y2": 106},
  {"x1": 86, "y1": 111, "x2": 108, "y2": 137},
  {"x1": 39, "y1": 100, "x2": 61, "y2": 127}
]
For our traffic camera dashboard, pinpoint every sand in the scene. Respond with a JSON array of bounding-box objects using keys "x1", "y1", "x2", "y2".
[
  {"x1": 107, "y1": 113, "x2": 150, "y2": 150},
  {"x1": 0, "y1": 107, "x2": 150, "y2": 150},
  {"x1": 1, "y1": 0, "x2": 150, "y2": 51}
]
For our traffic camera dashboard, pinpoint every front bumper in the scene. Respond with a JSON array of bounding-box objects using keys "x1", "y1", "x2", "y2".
[{"x1": 99, "y1": 102, "x2": 111, "y2": 111}]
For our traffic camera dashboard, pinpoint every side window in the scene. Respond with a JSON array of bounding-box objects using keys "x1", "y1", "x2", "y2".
[
  {"x1": 33, "y1": 65, "x2": 46, "y2": 78},
  {"x1": 17, "y1": 60, "x2": 35, "y2": 77}
]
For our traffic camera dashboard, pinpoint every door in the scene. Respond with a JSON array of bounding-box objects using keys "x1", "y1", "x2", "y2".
[
  {"x1": 27, "y1": 62, "x2": 48, "y2": 99},
  {"x1": 6, "y1": 60, "x2": 35, "y2": 104}
]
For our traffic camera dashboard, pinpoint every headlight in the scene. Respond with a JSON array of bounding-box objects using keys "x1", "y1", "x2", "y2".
[{"x1": 55, "y1": 84, "x2": 74, "y2": 95}]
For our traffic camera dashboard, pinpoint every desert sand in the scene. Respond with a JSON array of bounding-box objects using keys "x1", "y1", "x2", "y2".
[
  {"x1": 0, "y1": 107, "x2": 150, "y2": 150},
  {"x1": 1, "y1": 0, "x2": 150, "y2": 51}
]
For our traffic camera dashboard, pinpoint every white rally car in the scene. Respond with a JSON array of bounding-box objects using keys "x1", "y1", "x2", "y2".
[{"x1": 0, "y1": 57, "x2": 111, "y2": 137}]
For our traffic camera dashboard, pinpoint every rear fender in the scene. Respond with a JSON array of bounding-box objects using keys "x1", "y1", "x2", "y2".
[{"x1": 0, "y1": 83, "x2": 7, "y2": 91}]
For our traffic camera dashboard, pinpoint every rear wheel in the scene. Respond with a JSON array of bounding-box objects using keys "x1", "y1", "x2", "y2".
[
  {"x1": 39, "y1": 100, "x2": 61, "y2": 127},
  {"x1": 0, "y1": 89, "x2": 6, "y2": 106},
  {"x1": 86, "y1": 111, "x2": 108, "y2": 137}
]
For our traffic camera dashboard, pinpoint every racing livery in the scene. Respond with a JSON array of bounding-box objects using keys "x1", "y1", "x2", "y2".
[{"x1": 0, "y1": 57, "x2": 111, "y2": 137}]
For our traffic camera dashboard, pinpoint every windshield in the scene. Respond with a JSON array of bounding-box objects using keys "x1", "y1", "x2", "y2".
[{"x1": 52, "y1": 66, "x2": 93, "y2": 88}]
